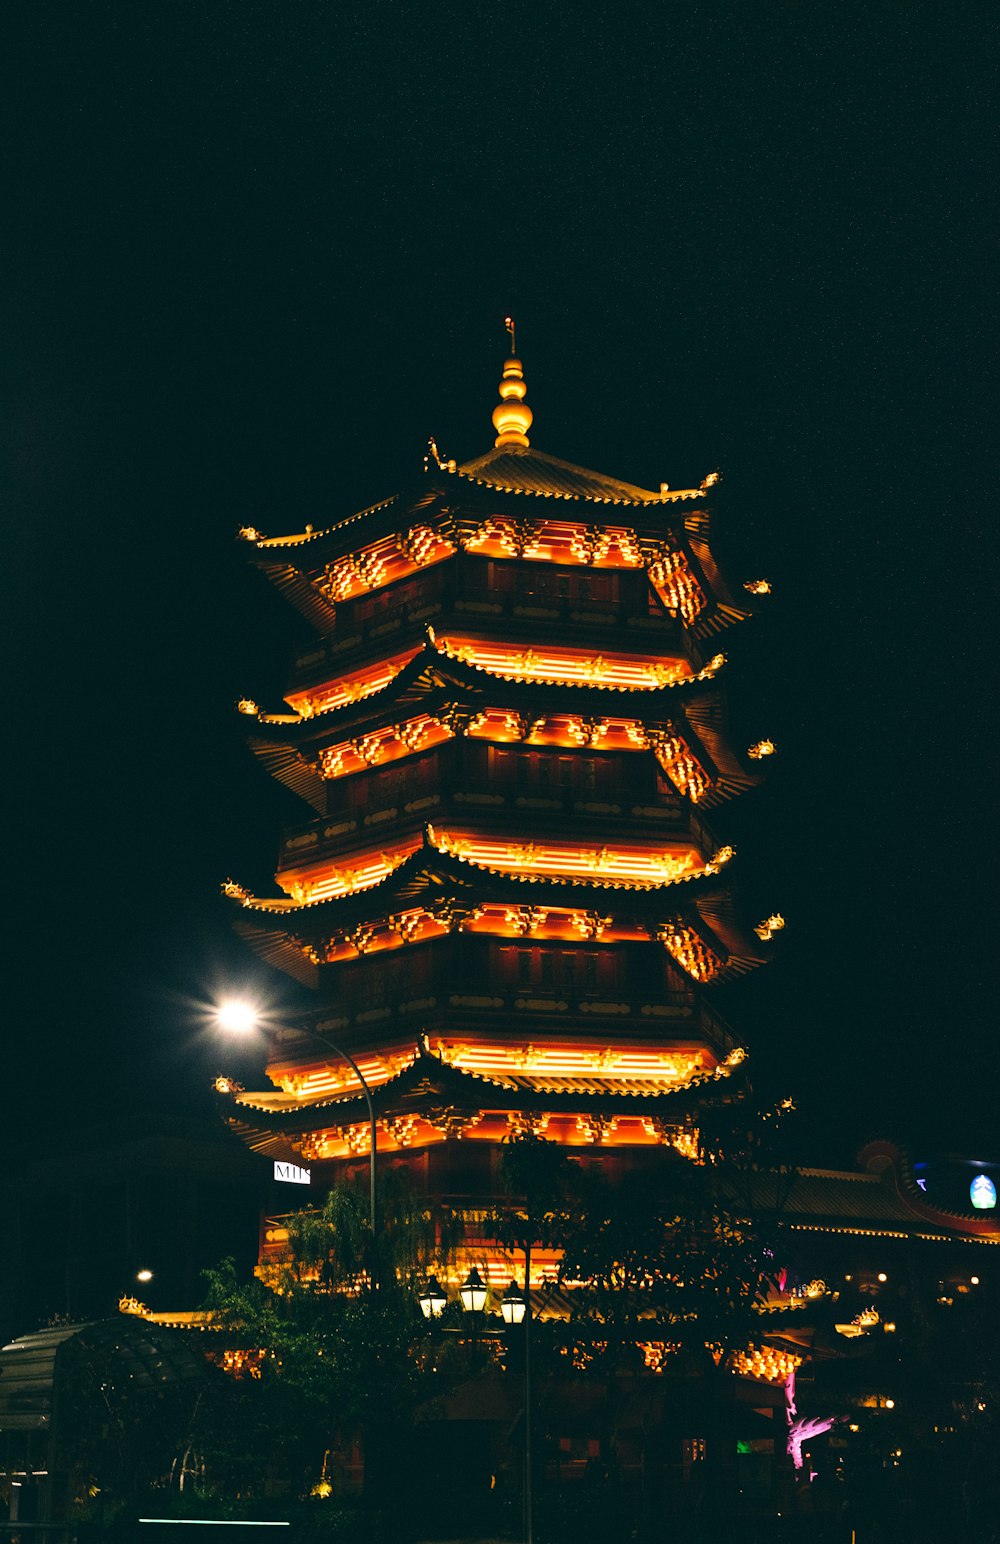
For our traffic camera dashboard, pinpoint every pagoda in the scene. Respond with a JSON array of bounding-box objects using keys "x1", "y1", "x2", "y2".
[{"x1": 220, "y1": 333, "x2": 777, "y2": 1262}]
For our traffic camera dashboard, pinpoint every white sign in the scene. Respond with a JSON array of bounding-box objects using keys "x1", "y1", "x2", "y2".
[{"x1": 274, "y1": 1160, "x2": 311, "y2": 1186}]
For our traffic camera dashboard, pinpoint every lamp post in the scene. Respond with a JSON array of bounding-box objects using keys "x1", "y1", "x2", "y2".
[
  {"x1": 420, "y1": 1267, "x2": 532, "y2": 1544},
  {"x1": 216, "y1": 1001, "x2": 378, "y2": 1262},
  {"x1": 520, "y1": 1252, "x2": 534, "y2": 1544}
]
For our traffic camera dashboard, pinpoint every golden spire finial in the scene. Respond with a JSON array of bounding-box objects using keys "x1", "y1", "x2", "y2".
[{"x1": 492, "y1": 316, "x2": 533, "y2": 449}]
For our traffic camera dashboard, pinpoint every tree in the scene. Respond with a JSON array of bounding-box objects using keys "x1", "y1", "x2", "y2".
[{"x1": 196, "y1": 1169, "x2": 460, "y2": 1516}]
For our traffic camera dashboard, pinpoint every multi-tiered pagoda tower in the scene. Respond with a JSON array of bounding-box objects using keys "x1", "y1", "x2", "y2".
[{"x1": 221, "y1": 341, "x2": 777, "y2": 1253}]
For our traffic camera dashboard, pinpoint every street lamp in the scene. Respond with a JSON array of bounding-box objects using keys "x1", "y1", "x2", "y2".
[
  {"x1": 418, "y1": 1275, "x2": 448, "y2": 1320},
  {"x1": 216, "y1": 1000, "x2": 378, "y2": 1257},
  {"x1": 416, "y1": 1268, "x2": 532, "y2": 1543},
  {"x1": 459, "y1": 1266, "x2": 488, "y2": 1314},
  {"x1": 501, "y1": 1279, "x2": 527, "y2": 1326}
]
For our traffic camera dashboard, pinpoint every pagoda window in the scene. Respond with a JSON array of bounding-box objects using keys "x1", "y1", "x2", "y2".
[
  {"x1": 332, "y1": 750, "x2": 441, "y2": 817},
  {"x1": 486, "y1": 560, "x2": 620, "y2": 606},
  {"x1": 339, "y1": 941, "x2": 436, "y2": 1009},
  {"x1": 487, "y1": 746, "x2": 619, "y2": 802},
  {"x1": 345, "y1": 568, "x2": 445, "y2": 627},
  {"x1": 498, "y1": 946, "x2": 620, "y2": 994}
]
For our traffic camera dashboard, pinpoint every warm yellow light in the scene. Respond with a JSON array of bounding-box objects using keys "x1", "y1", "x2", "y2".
[
  {"x1": 971, "y1": 1276, "x2": 981, "y2": 1286},
  {"x1": 730, "y1": 1344, "x2": 802, "y2": 1384},
  {"x1": 136, "y1": 1269, "x2": 154, "y2": 1283},
  {"x1": 217, "y1": 1000, "x2": 259, "y2": 1034},
  {"x1": 747, "y1": 739, "x2": 776, "y2": 760},
  {"x1": 754, "y1": 913, "x2": 786, "y2": 942},
  {"x1": 743, "y1": 579, "x2": 772, "y2": 596},
  {"x1": 656, "y1": 922, "x2": 724, "y2": 983},
  {"x1": 877, "y1": 1272, "x2": 888, "y2": 1283},
  {"x1": 885, "y1": 1399, "x2": 895, "y2": 1410},
  {"x1": 430, "y1": 827, "x2": 705, "y2": 887},
  {"x1": 437, "y1": 635, "x2": 692, "y2": 692}
]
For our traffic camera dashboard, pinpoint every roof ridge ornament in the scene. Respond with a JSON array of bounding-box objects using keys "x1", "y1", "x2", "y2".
[{"x1": 492, "y1": 316, "x2": 533, "y2": 449}]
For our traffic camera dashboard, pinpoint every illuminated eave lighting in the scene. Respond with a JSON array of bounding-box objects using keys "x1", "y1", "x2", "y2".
[
  {"x1": 436, "y1": 1039, "x2": 711, "y2": 1083},
  {"x1": 429, "y1": 828, "x2": 708, "y2": 887},
  {"x1": 286, "y1": 647, "x2": 421, "y2": 720},
  {"x1": 436, "y1": 635, "x2": 695, "y2": 692}
]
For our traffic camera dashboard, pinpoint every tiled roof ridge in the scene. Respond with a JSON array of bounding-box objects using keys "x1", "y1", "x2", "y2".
[{"x1": 456, "y1": 444, "x2": 702, "y2": 506}]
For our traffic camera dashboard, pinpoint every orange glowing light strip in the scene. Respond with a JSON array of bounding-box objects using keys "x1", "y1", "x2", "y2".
[
  {"x1": 311, "y1": 708, "x2": 712, "y2": 805},
  {"x1": 434, "y1": 1038, "x2": 711, "y2": 1083},
  {"x1": 270, "y1": 1044, "x2": 418, "y2": 1101},
  {"x1": 437, "y1": 635, "x2": 692, "y2": 690},
  {"x1": 317, "y1": 714, "x2": 451, "y2": 778},
  {"x1": 317, "y1": 529, "x2": 457, "y2": 604},
  {"x1": 275, "y1": 837, "x2": 421, "y2": 905},
  {"x1": 431, "y1": 827, "x2": 705, "y2": 887},
  {"x1": 285, "y1": 648, "x2": 422, "y2": 719},
  {"x1": 463, "y1": 518, "x2": 646, "y2": 568},
  {"x1": 647, "y1": 550, "x2": 707, "y2": 625},
  {"x1": 658, "y1": 923, "x2": 724, "y2": 983},
  {"x1": 462, "y1": 903, "x2": 645, "y2": 942},
  {"x1": 433, "y1": 1252, "x2": 565, "y2": 1293},
  {"x1": 729, "y1": 1345, "x2": 803, "y2": 1384}
]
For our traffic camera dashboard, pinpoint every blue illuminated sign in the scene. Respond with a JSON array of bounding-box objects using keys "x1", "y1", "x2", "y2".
[{"x1": 970, "y1": 1174, "x2": 997, "y2": 1211}]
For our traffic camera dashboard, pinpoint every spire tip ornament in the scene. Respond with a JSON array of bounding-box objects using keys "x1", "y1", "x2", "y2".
[{"x1": 492, "y1": 316, "x2": 533, "y2": 448}]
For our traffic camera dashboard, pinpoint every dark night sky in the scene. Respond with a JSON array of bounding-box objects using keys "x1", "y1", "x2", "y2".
[{"x1": 2, "y1": 2, "x2": 996, "y2": 1170}]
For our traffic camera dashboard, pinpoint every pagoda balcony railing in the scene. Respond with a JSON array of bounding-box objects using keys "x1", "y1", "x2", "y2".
[
  {"x1": 294, "y1": 986, "x2": 707, "y2": 1041},
  {"x1": 293, "y1": 581, "x2": 694, "y2": 683},
  {"x1": 280, "y1": 786, "x2": 715, "y2": 869}
]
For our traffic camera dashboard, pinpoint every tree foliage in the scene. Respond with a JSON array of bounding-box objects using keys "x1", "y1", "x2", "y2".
[{"x1": 194, "y1": 1168, "x2": 460, "y2": 1504}]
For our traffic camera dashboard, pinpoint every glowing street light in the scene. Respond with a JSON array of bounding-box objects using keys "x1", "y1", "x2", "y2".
[
  {"x1": 136, "y1": 1269, "x2": 154, "y2": 1284},
  {"x1": 501, "y1": 1280, "x2": 527, "y2": 1326},
  {"x1": 418, "y1": 1275, "x2": 448, "y2": 1320},
  {"x1": 216, "y1": 1000, "x2": 259, "y2": 1034},
  {"x1": 459, "y1": 1267, "x2": 488, "y2": 1315},
  {"x1": 215, "y1": 1000, "x2": 378, "y2": 1258}
]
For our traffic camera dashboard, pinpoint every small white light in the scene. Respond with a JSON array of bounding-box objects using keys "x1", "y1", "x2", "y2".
[
  {"x1": 971, "y1": 1276, "x2": 981, "y2": 1286},
  {"x1": 877, "y1": 1273, "x2": 888, "y2": 1283},
  {"x1": 136, "y1": 1269, "x2": 153, "y2": 1284}
]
